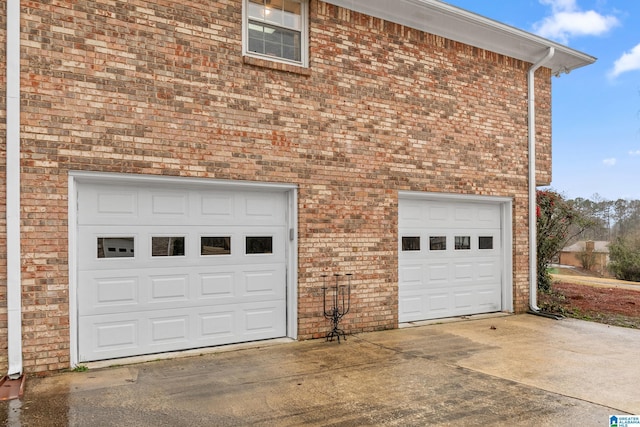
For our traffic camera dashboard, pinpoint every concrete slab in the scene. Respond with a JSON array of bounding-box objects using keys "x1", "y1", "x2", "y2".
[
  {"x1": 422, "y1": 315, "x2": 640, "y2": 415},
  {"x1": 1, "y1": 315, "x2": 636, "y2": 426}
]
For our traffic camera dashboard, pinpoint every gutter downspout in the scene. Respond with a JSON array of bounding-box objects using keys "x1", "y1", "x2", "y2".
[
  {"x1": 6, "y1": 0, "x2": 23, "y2": 378},
  {"x1": 528, "y1": 47, "x2": 554, "y2": 313}
]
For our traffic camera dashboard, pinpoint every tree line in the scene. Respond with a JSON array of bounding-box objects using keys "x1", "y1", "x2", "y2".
[
  {"x1": 537, "y1": 190, "x2": 640, "y2": 288},
  {"x1": 569, "y1": 195, "x2": 640, "y2": 243}
]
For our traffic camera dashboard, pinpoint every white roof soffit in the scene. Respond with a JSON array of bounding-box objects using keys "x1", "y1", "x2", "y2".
[{"x1": 322, "y1": 0, "x2": 596, "y2": 74}]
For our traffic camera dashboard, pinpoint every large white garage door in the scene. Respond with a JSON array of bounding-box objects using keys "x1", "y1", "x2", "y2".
[
  {"x1": 399, "y1": 197, "x2": 504, "y2": 322},
  {"x1": 77, "y1": 181, "x2": 289, "y2": 362}
]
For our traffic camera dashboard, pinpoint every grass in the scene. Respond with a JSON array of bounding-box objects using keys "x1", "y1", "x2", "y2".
[{"x1": 538, "y1": 281, "x2": 640, "y2": 329}]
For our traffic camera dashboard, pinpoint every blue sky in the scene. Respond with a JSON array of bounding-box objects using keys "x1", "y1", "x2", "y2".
[{"x1": 444, "y1": 0, "x2": 640, "y2": 201}]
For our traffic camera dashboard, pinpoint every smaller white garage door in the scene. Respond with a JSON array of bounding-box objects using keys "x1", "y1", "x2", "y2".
[
  {"x1": 399, "y1": 197, "x2": 505, "y2": 322},
  {"x1": 76, "y1": 181, "x2": 290, "y2": 362}
]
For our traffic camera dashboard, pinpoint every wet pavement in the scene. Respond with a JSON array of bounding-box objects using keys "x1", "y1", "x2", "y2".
[{"x1": 1, "y1": 314, "x2": 639, "y2": 426}]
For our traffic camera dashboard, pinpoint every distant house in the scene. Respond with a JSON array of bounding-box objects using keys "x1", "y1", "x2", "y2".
[
  {"x1": 2, "y1": 0, "x2": 595, "y2": 374},
  {"x1": 559, "y1": 241, "x2": 610, "y2": 276}
]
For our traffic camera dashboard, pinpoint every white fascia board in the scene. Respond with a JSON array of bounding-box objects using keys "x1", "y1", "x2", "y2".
[{"x1": 322, "y1": 0, "x2": 596, "y2": 74}]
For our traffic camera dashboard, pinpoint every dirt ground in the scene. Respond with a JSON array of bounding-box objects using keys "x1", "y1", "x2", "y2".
[{"x1": 539, "y1": 269, "x2": 640, "y2": 328}]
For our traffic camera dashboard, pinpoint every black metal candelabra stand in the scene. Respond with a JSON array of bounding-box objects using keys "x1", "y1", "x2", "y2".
[{"x1": 322, "y1": 273, "x2": 352, "y2": 343}]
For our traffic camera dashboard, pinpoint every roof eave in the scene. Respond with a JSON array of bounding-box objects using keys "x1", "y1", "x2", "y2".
[{"x1": 322, "y1": 0, "x2": 596, "y2": 74}]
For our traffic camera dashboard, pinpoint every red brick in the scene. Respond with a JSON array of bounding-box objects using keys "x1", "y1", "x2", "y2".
[{"x1": 0, "y1": 0, "x2": 551, "y2": 373}]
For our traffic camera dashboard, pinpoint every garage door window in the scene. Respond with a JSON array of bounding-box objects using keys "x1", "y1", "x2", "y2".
[
  {"x1": 152, "y1": 236, "x2": 185, "y2": 257},
  {"x1": 479, "y1": 236, "x2": 493, "y2": 250},
  {"x1": 429, "y1": 236, "x2": 446, "y2": 251},
  {"x1": 455, "y1": 236, "x2": 471, "y2": 250},
  {"x1": 402, "y1": 236, "x2": 420, "y2": 251},
  {"x1": 97, "y1": 237, "x2": 134, "y2": 258},
  {"x1": 201, "y1": 237, "x2": 231, "y2": 256},
  {"x1": 246, "y1": 236, "x2": 273, "y2": 254}
]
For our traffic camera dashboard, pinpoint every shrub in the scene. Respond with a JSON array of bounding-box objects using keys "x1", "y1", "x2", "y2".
[
  {"x1": 536, "y1": 190, "x2": 592, "y2": 291},
  {"x1": 608, "y1": 237, "x2": 640, "y2": 282}
]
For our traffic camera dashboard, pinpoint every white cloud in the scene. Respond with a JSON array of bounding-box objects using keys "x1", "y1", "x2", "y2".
[
  {"x1": 540, "y1": 0, "x2": 578, "y2": 14},
  {"x1": 609, "y1": 43, "x2": 640, "y2": 78},
  {"x1": 603, "y1": 157, "x2": 617, "y2": 166},
  {"x1": 534, "y1": 0, "x2": 619, "y2": 44},
  {"x1": 630, "y1": 149, "x2": 640, "y2": 156}
]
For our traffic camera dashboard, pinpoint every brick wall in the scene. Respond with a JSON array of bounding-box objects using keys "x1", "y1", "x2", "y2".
[{"x1": 8, "y1": 0, "x2": 551, "y2": 372}]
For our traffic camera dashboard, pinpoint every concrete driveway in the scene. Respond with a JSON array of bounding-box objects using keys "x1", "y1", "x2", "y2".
[{"x1": 2, "y1": 314, "x2": 639, "y2": 426}]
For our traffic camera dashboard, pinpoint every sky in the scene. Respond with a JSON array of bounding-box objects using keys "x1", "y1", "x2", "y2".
[{"x1": 444, "y1": 0, "x2": 640, "y2": 201}]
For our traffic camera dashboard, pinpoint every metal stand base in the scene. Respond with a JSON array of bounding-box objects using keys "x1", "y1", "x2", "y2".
[{"x1": 322, "y1": 274, "x2": 352, "y2": 343}]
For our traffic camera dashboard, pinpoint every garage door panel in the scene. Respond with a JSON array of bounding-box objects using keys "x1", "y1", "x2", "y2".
[
  {"x1": 200, "y1": 193, "x2": 235, "y2": 219},
  {"x1": 150, "y1": 316, "x2": 189, "y2": 345},
  {"x1": 453, "y1": 291, "x2": 473, "y2": 310},
  {"x1": 427, "y1": 292, "x2": 450, "y2": 312},
  {"x1": 79, "y1": 272, "x2": 140, "y2": 315},
  {"x1": 96, "y1": 321, "x2": 137, "y2": 350},
  {"x1": 399, "y1": 264, "x2": 422, "y2": 284},
  {"x1": 243, "y1": 193, "x2": 285, "y2": 223},
  {"x1": 77, "y1": 182, "x2": 289, "y2": 362},
  {"x1": 453, "y1": 263, "x2": 474, "y2": 281},
  {"x1": 478, "y1": 207, "x2": 500, "y2": 225},
  {"x1": 78, "y1": 188, "x2": 139, "y2": 225},
  {"x1": 244, "y1": 269, "x2": 283, "y2": 295},
  {"x1": 428, "y1": 263, "x2": 449, "y2": 282},
  {"x1": 79, "y1": 316, "x2": 140, "y2": 361},
  {"x1": 199, "y1": 272, "x2": 236, "y2": 298},
  {"x1": 198, "y1": 311, "x2": 235, "y2": 339},
  {"x1": 149, "y1": 274, "x2": 189, "y2": 302},
  {"x1": 96, "y1": 276, "x2": 138, "y2": 306},
  {"x1": 477, "y1": 288, "x2": 500, "y2": 309},
  {"x1": 398, "y1": 296, "x2": 423, "y2": 320},
  {"x1": 79, "y1": 186, "x2": 139, "y2": 225},
  {"x1": 245, "y1": 306, "x2": 282, "y2": 334},
  {"x1": 149, "y1": 191, "x2": 189, "y2": 216},
  {"x1": 454, "y1": 206, "x2": 473, "y2": 222},
  {"x1": 477, "y1": 262, "x2": 499, "y2": 280},
  {"x1": 429, "y1": 206, "x2": 448, "y2": 222}
]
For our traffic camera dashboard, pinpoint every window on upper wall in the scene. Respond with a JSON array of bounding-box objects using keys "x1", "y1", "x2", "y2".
[{"x1": 245, "y1": 0, "x2": 308, "y2": 66}]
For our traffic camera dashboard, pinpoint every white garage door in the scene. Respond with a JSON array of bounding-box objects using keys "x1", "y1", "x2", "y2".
[
  {"x1": 76, "y1": 181, "x2": 289, "y2": 362},
  {"x1": 399, "y1": 197, "x2": 503, "y2": 322}
]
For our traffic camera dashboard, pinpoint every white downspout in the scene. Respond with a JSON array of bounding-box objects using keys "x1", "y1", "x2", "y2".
[
  {"x1": 6, "y1": 0, "x2": 23, "y2": 377},
  {"x1": 528, "y1": 47, "x2": 554, "y2": 312}
]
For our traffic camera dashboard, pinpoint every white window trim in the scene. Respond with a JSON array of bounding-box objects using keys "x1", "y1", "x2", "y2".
[{"x1": 242, "y1": 0, "x2": 309, "y2": 68}]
